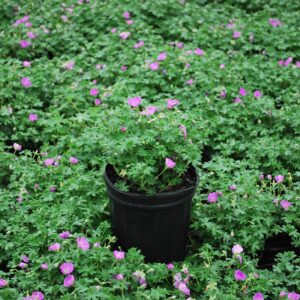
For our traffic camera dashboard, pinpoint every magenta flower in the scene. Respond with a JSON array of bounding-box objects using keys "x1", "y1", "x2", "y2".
[
  {"x1": 220, "y1": 64, "x2": 225, "y2": 69},
  {"x1": 227, "y1": 22, "x2": 235, "y2": 28},
  {"x1": 120, "y1": 127, "x2": 127, "y2": 132},
  {"x1": 194, "y1": 48, "x2": 204, "y2": 56},
  {"x1": 59, "y1": 231, "x2": 70, "y2": 239},
  {"x1": 157, "y1": 52, "x2": 167, "y2": 61},
  {"x1": 114, "y1": 274, "x2": 124, "y2": 280},
  {"x1": 64, "y1": 61, "x2": 75, "y2": 70},
  {"x1": 28, "y1": 114, "x2": 38, "y2": 122},
  {"x1": 207, "y1": 192, "x2": 218, "y2": 203},
  {"x1": 141, "y1": 106, "x2": 157, "y2": 116},
  {"x1": 44, "y1": 158, "x2": 55, "y2": 167},
  {"x1": 126, "y1": 20, "x2": 134, "y2": 25},
  {"x1": 49, "y1": 242, "x2": 61, "y2": 251},
  {"x1": 21, "y1": 77, "x2": 32, "y2": 88},
  {"x1": 20, "y1": 40, "x2": 31, "y2": 48},
  {"x1": 31, "y1": 291, "x2": 44, "y2": 300},
  {"x1": 179, "y1": 124, "x2": 187, "y2": 139},
  {"x1": 296, "y1": 61, "x2": 300, "y2": 68},
  {"x1": 23, "y1": 61, "x2": 31, "y2": 67},
  {"x1": 90, "y1": 88, "x2": 99, "y2": 96},
  {"x1": 234, "y1": 270, "x2": 247, "y2": 281},
  {"x1": 287, "y1": 292, "x2": 300, "y2": 300},
  {"x1": 149, "y1": 62, "x2": 159, "y2": 70},
  {"x1": 111, "y1": 27, "x2": 117, "y2": 33},
  {"x1": 254, "y1": 90, "x2": 262, "y2": 98},
  {"x1": 275, "y1": 175, "x2": 284, "y2": 183},
  {"x1": 40, "y1": 263, "x2": 48, "y2": 270},
  {"x1": 165, "y1": 158, "x2": 176, "y2": 169},
  {"x1": 60, "y1": 262, "x2": 74, "y2": 275},
  {"x1": 233, "y1": 31, "x2": 241, "y2": 39},
  {"x1": 77, "y1": 237, "x2": 90, "y2": 251},
  {"x1": 269, "y1": 18, "x2": 282, "y2": 27},
  {"x1": 177, "y1": 42, "x2": 184, "y2": 49},
  {"x1": 128, "y1": 96, "x2": 142, "y2": 107},
  {"x1": 233, "y1": 97, "x2": 243, "y2": 104},
  {"x1": 13, "y1": 143, "x2": 22, "y2": 151},
  {"x1": 27, "y1": 31, "x2": 37, "y2": 39},
  {"x1": 69, "y1": 156, "x2": 79, "y2": 164},
  {"x1": 121, "y1": 65, "x2": 127, "y2": 71},
  {"x1": 19, "y1": 262, "x2": 27, "y2": 269},
  {"x1": 220, "y1": 90, "x2": 227, "y2": 98},
  {"x1": 133, "y1": 40, "x2": 145, "y2": 49},
  {"x1": 64, "y1": 275, "x2": 75, "y2": 287},
  {"x1": 178, "y1": 282, "x2": 190, "y2": 296},
  {"x1": 123, "y1": 11, "x2": 130, "y2": 19},
  {"x1": 284, "y1": 57, "x2": 293, "y2": 66},
  {"x1": 239, "y1": 88, "x2": 247, "y2": 96},
  {"x1": 95, "y1": 99, "x2": 101, "y2": 106},
  {"x1": 0, "y1": 279, "x2": 8, "y2": 288},
  {"x1": 253, "y1": 293, "x2": 264, "y2": 300},
  {"x1": 232, "y1": 244, "x2": 243, "y2": 255},
  {"x1": 229, "y1": 184, "x2": 236, "y2": 191},
  {"x1": 166, "y1": 99, "x2": 179, "y2": 109},
  {"x1": 280, "y1": 200, "x2": 292, "y2": 211},
  {"x1": 119, "y1": 32, "x2": 131, "y2": 39},
  {"x1": 167, "y1": 263, "x2": 174, "y2": 270},
  {"x1": 25, "y1": 22, "x2": 32, "y2": 27},
  {"x1": 279, "y1": 291, "x2": 286, "y2": 297},
  {"x1": 113, "y1": 250, "x2": 125, "y2": 260},
  {"x1": 186, "y1": 79, "x2": 194, "y2": 85},
  {"x1": 94, "y1": 242, "x2": 101, "y2": 247},
  {"x1": 21, "y1": 255, "x2": 30, "y2": 263}
]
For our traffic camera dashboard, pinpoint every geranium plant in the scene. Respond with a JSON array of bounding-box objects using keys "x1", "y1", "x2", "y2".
[{"x1": 99, "y1": 97, "x2": 207, "y2": 194}]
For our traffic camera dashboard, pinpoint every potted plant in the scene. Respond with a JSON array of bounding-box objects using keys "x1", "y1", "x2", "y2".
[{"x1": 102, "y1": 96, "x2": 206, "y2": 262}]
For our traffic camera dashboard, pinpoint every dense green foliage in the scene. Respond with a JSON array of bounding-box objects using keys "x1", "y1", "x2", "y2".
[{"x1": 0, "y1": 0, "x2": 299, "y2": 299}]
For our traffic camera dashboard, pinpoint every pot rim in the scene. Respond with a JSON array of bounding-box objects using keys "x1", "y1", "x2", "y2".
[{"x1": 104, "y1": 163, "x2": 199, "y2": 198}]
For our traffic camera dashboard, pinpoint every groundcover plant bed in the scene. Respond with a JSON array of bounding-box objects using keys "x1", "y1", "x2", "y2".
[{"x1": 0, "y1": 0, "x2": 300, "y2": 299}]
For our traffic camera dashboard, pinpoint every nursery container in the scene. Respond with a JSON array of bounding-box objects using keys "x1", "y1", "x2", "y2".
[{"x1": 104, "y1": 164, "x2": 198, "y2": 262}]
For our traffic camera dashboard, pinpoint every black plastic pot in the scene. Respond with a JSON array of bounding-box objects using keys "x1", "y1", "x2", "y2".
[{"x1": 104, "y1": 164, "x2": 198, "y2": 263}]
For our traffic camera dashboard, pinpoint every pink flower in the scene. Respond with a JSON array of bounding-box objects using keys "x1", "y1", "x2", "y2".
[
  {"x1": 229, "y1": 184, "x2": 236, "y2": 191},
  {"x1": 233, "y1": 97, "x2": 243, "y2": 104},
  {"x1": 239, "y1": 88, "x2": 247, "y2": 96},
  {"x1": 13, "y1": 143, "x2": 22, "y2": 151},
  {"x1": 48, "y1": 242, "x2": 61, "y2": 251},
  {"x1": 90, "y1": 88, "x2": 99, "y2": 96},
  {"x1": 60, "y1": 262, "x2": 74, "y2": 275},
  {"x1": 220, "y1": 90, "x2": 227, "y2": 98},
  {"x1": 111, "y1": 27, "x2": 117, "y2": 33},
  {"x1": 166, "y1": 99, "x2": 179, "y2": 109},
  {"x1": 284, "y1": 57, "x2": 293, "y2": 66},
  {"x1": 31, "y1": 291, "x2": 44, "y2": 300},
  {"x1": 113, "y1": 250, "x2": 125, "y2": 260},
  {"x1": 186, "y1": 79, "x2": 193, "y2": 85},
  {"x1": 121, "y1": 65, "x2": 127, "y2": 71},
  {"x1": 114, "y1": 274, "x2": 124, "y2": 280},
  {"x1": 253, "y1": 293, "x2": 264, "y2": 300},
  {"x1": 40, "y1": 263, "x2": 48, "y2": 270},
  {"x1": 177, "y1": 42, "x2": 184, "y2": 49},
  {"x1": 27, "y1": 31, "x2": 37, "y2": 39},
  {"x1": 220, "y1": 64, "x2": 225, "y2": 69},
  {"x1": 94, "y1": 242, "x2": 101, "y2": 247},
  {"x1": 278, "y1": 60, "x2": 284, "y2": 66},
  {"x1": 179, "y1": 124, "x2": 187, "y2": 139},
  {"x1": 275, "y1": 175, "x2": 284, "y2": 183},
  {"x1": 20, "y1": 40, "x2": 31, "y2": 48},
  {"x1": 44, "y1": 158, "x2": 55, "y2": 166},
  {"x1": 95, "y1": 98, "x2": 101, "y2": 106},
  {"x1": 21, "y1": 77, "x2": 32, "y2": 88},
  {"x1": 77, "y1": 237, "x2": 90, "y2": 250},
  {"x1": 0, "y1": 279, "x2": 8, "y2": 288},
  {"x1": 287, "y1": 292, "x2": 300, "y2": 300},
  {"x1": 280, "y1": 200, "x2": 292, "y2": 211},
  {"x1": 232, "y1": 244, "x2": 243, "y2": 255},
  {"x1": 69, "y1": 156, "x2": 79, "y2": 164},
  {"x1": 269, "y1": 18, "x2": 282, "y2": 27},
  {"x1": 267, "y1": 174, "x2": 272, "y2": 180},
  {"x1": 149, "y1": 62, "x2": 159, "y2": 70},
  {"x1": 279, "y1": 291, "x2": 287, "y2": 297},
  {"x1": 28, "y1": 114, "x2": 38, "y2": 122},
  {"x1": 194, "y1": 48, "x2": 204, "y2": 56},
  {"x1": 234, "y1": 270, "x2": 247, "y2": 281},
  {"x1": 64, "y1": 61, "x2": 75, "y2": 70},
  {"x1": 207, "y1": 192, "x2": 218, "y2": 203},
  {"x1": 121, "y1": 127, "x2": 127, "y2": 132},
  {"x1": 178, "y1": 282, "x2": 190, "y2": 296},
  {"x1": 296, "y1": 61, "x2": 300, "y2": 68},
  {"x1": 167, "y1": 263, "x2": 174, "y2": 269},
  {"x1": 233, "y1": 31, "x2": 241, "y2": 39},
  {"x1": 123, "y1": 11, "x2": 130, "y2": 19},
  {"x1": 141, "y1": 106, "x2": 157, "y2": 116},
  {"x1": 119, "y1": 32, "x2": 131, "y2": 39},
  {"x1": 157, "y1": 52, "x2": 167, "y2": 61},
  {"x1": 227, "y1": 23, "x2": 235, "y2": 28},
  {"x1": 25, "y1": 22, "x2": 32, "y2": 27},
  {"x1": 165, "y1": 158, "x2": 176, "y2": 169},
  {"x1": 254, "y1": 90, "x2": 262, "y2": 98},
  {"x1": 128, "y1": 96, "x2": 142, "y2": 107},
  {"x1": 23, "y1": 61, "x2": 31, "y2": 67},
  {"x1": 19, "y1": 262, "x2": 28, "y2": 269},
  {"x1": 59, "y1": 231, "x2": 70, "y2": 239},
  {"x1": 22, "y1": 255, "x2": 30, "y2": 263},
  {"x1": 126, "y1": 20, "x2": 134, "y2": 25},
  {"x1": 133, "y1": 40, "x2": 144, "y2": 49},
  {"x1": 64, "y1": 275, "x2": 75, "y2": 287}
]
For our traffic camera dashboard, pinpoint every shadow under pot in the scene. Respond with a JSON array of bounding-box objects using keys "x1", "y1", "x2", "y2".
[{"x1": 103, "y1": 164, "x2": 198, "y2": 263}]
